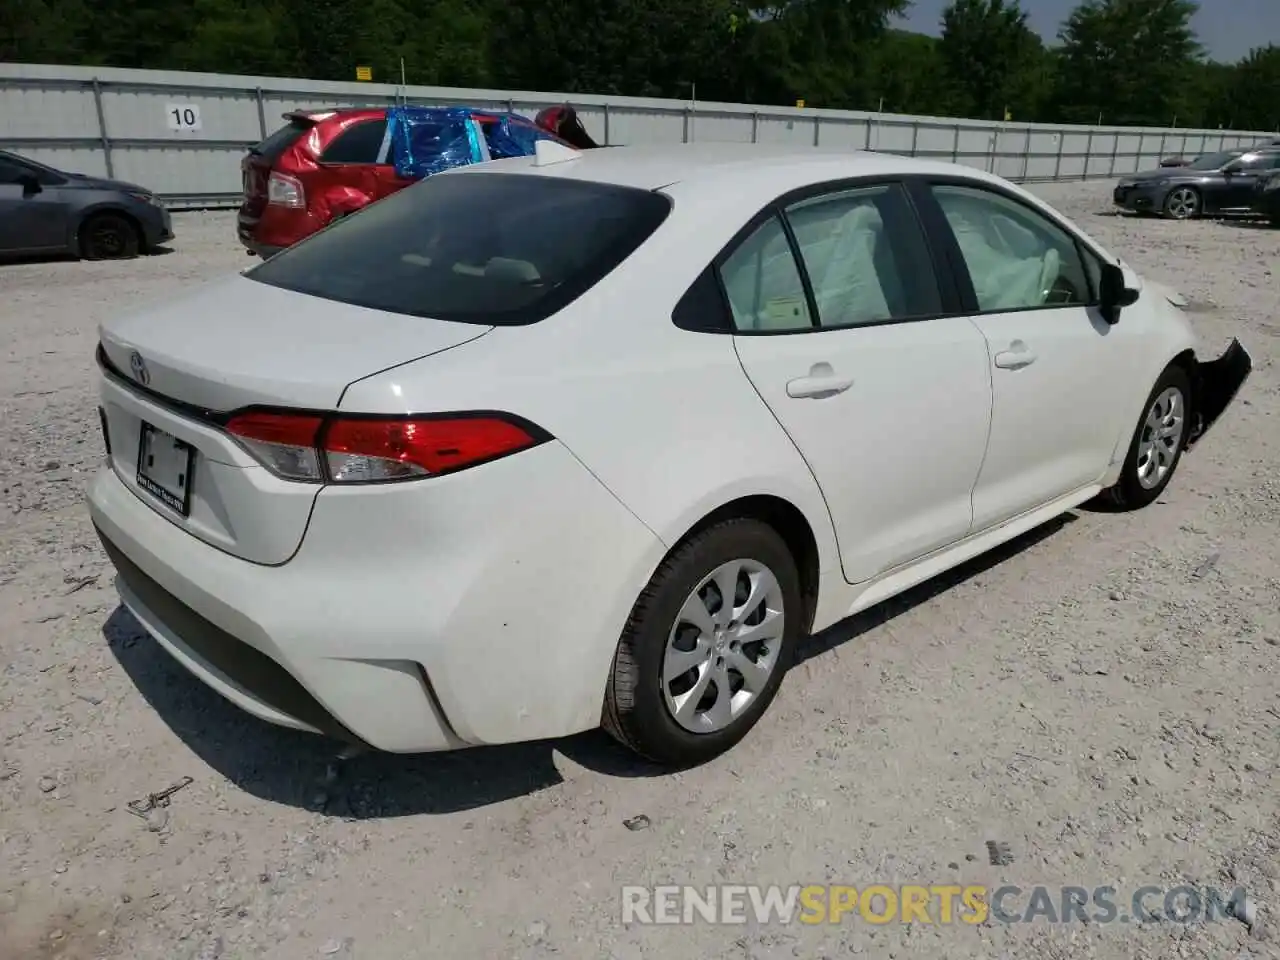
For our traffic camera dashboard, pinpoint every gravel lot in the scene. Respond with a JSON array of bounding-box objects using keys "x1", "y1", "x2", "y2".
[{"x1": 1, "y1": 181, "x2": 1278, "y2": 960}]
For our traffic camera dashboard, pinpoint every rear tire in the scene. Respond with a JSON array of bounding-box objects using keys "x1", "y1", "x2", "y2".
[
  {"x1": 1099, "y1": 363, "x2": 1192, "y2": 510},
  {"x1": 80, "y1": 212, "x2": 141, "y2": 260},
  {"x1": 602, "y1": 518, "x2": 801, "y2": 767}
]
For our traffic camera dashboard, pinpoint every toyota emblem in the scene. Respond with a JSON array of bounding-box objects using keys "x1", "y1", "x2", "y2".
[{"x1": 129, "y1": 350, "x2": 150, "y2": 386}]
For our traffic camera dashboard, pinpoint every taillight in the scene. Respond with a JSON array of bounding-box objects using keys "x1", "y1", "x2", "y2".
[
  {"x1": 226, "y1": 411, "x2": 325, "y2": 480},
  {"x1": 225, "y1": 411, "x2": 545, "y2": 483},
  {"x1": 267, "y1": 171, "x2": 304, "y2": 208}
]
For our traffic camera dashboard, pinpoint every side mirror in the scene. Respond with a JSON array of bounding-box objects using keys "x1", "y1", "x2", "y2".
[
  {"x1": 16, "y1": 173, "x2": 41, "y2": 196},
  {"x1": 1223, "y1": 162, "x2": 1242, "y2": 175},
  {"x1": 1098, "y1": 262, "x2": 1139, "y2": 325}
]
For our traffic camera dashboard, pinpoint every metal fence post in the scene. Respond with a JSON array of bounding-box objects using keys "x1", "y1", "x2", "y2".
[
  {"x1": 864, "y1": 117, "x2": 873, "y2": 150},
  {"x1": 254, "y1": 87, "x2": 267, "y2": 139},
  {"x1": 1021, "y1": 127, "x2": 1031, "y2": 180},
  {"x1": 909, "y1": 121, "x2": 919, "y2": 157},
  {"x1": 813, "y1": 115, "x2": 821, "y2": 147},
  {"x1": 1157, "y1": 131, "x2": 1167, "y2": 164},
  {"x1": 951, "y1": 123, "x2": 960, "y2": 162},
  {"x1": 1053, "y1": 129, "x2": 1064, "y2": 179},
  {"x1": 682, "y1": 107, "x2": 690, "y2": 144},
  {"x1": 1108, "y1": 129, "x2": 1119, "y2": 176},
  {"x1": 1083, "y1": 128, "x2": 1094, "y2": 180},
  {"x1": 751, "y1": 111, "x2": 759, "y2": 144},
  {"x1": 90, "y1": 77, "x2": 114, "y2": 179},
  {"x1": 603, "y1": 103, "x2": 611, "y2": 145}
]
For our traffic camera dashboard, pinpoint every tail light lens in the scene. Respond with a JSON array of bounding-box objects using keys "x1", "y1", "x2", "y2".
[
  {"x1": 225, "y1": 411, "x2": 545, "y2": 483},
  {"x1": 267, "y1": 171, "x2": 304, "y2": 208}
]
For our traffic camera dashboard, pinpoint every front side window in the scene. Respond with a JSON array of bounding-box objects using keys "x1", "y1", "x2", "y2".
[
  {"x1": 247, "y1": 171, "x2": 672, "y2": 325},
  {"x1": 784, "y1": 184, "x2": 941, "y2": 327},
  {"x1": 1186, "y1": 150, "x2": 1240, "y2": 171},
  {"x1": 931, "y1": 184, "x2": 1092, "y2": 312},
  {"x1": 0, "y1": 156, "x2": 29, "y2": 184},
  {"x1": 717, "y1": 215, "x2": 812, "y2": 332}
]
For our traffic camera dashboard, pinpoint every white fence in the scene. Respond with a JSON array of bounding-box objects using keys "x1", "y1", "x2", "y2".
[{"x1": 2, "y1": 61, "x2": 1275, "y2": 209}]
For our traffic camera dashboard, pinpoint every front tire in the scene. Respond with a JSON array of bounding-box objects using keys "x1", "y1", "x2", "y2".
[
  {"x1": 602, "y1": 518, "x2": 802, "y2": 767},
  {"x1": 1163, "y1": 187, "x2": 1201, "y2": 220},
  {"x1": 1099, "y1": 364, "x2": 1192, "y2": 510},
  {"x1": 80, "y1": 212, "x2": 141, "y2": 260}
]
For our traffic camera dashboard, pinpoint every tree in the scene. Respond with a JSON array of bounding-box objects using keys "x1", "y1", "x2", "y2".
[
  {"x1": 938, "y1": 0, "x2": 1041, "y2": 120},
  {"x1": 1224, "y1": 45, "x2": 1280, "y2": 132},
  {"x1": 866, "y1": 30, "x2": 949, "y2": 115},
  {"x1": 1053, "y1": 0, "x2": 1202, "y2": 126}
]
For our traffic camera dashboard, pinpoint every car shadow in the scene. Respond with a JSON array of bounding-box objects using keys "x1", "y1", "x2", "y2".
[
  {"x1": 1224, "y1": 219, "x2": 1277, "y2": 231},
  {"x1": 0, "y1": 246, "x2": 174, "y2": 266},
  {"x1": 104, "y1": 513, "x2": 1076, "y2": 817}
]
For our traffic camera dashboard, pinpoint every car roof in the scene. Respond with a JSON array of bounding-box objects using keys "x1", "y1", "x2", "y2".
[{"x1": 449, "y1": 141, "x2": 1012, "y2": 195}]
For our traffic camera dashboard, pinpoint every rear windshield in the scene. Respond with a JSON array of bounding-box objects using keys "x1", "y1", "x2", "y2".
[
  {"x1": 250, "y1": 118, "x2": 312, "y2": 161},
  {"x1": 246, "y1": 172, "x2": 673, "y2": 325}
]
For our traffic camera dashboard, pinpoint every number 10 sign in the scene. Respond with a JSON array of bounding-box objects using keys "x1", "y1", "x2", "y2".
[{"x1": 165, "y1": 103, "x2": 203, "y2": 133}]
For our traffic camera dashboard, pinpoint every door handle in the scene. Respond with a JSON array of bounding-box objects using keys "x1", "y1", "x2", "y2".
[
  {"x1": 786, "y1": 362, "x2": 854, "y2": 399},
  {"x1": 993, "y1": 340, "x2": 1037, "y2": 370}
]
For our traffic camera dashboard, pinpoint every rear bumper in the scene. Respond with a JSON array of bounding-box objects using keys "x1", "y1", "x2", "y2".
[
  {"x1": 237, "y1": 204, "x2": 323, "y2": 258},
  {"x1": 87, "y1": 440, "x2": 665, "y2": 752},
  {"x1": 1188, "y1": 338, "x2": 1252, "y2": 449}
]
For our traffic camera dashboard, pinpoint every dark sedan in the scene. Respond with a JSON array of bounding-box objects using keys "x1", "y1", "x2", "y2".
[
  {"x1": 1114, "y1": 147, "x2": 1280, "y2": 219},
  {"x1": 0, "y1": 149, "x2": 173, "y2": 260}
]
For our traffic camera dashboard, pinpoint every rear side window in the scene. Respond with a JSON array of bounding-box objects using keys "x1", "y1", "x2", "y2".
[
  {"x1": 320, "y1": 118, "x2": 388, "y2": 164},
  {"x1": 246, "y1": 172, "x2": 672, "y2": 325},
  {"x1": 250, "y1": 118, "x2": 311, "y2": 162}
]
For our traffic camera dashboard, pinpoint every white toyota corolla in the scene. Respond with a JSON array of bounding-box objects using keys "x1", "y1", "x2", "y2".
[{"x1": 88, "y1": 140, "x2": 1251, "y2": 766}]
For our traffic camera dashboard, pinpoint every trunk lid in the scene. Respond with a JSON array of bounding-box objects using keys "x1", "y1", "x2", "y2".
[
  {"x1": 99, "y1": 273, "x2": 492, "y2": 412},
  {"x1": 97, "y1": 275, "x2": 492, "y2": 565}
]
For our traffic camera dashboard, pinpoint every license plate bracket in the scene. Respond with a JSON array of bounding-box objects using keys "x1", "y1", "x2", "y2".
[{"x1": 136, "y1": 422, "x2": 195, "y2": 517}]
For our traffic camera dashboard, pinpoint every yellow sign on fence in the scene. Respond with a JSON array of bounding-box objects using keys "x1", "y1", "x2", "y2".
[
  {"x1": 356, "y1": 66, "x2": 372, "y2": 81},
  {"x1": 795, "y1": 99, "x2": 806, "y2": 109}
]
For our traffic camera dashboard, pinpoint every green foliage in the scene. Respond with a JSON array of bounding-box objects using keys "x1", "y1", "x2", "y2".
[
  {"x1": 1053, "y1": 0, "x2": 1202, "y2": 125},
  {"x1": 938, "y1": 0, "x2": 1045, "y2": 120},
  {"x1": 1, "y1": 0, "x2": 1274, "y2": 131}
]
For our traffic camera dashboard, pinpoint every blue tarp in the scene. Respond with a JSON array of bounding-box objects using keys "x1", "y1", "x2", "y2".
[{"x1": 385, "y1": 106, "x2": 561, "y2": 180}]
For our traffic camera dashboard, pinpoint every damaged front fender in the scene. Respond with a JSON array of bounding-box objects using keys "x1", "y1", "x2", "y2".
[{"x1": 1187, "y1": 338, "x2": 1252, "y2": 449}]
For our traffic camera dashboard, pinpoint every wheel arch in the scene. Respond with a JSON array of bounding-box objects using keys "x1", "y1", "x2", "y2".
[
  {"x1": 72, "y1": 204, "x2": 144, "y2": 255},
  {"x1": 665, "y1": 494, "x2": 823, "y2": 634}
]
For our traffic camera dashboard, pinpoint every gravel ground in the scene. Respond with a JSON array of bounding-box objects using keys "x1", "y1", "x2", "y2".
[{"x1": 1, "y1": 182, "x2": 1278, "y2": 960}]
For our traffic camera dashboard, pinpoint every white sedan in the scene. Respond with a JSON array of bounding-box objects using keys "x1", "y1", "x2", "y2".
[{"x1": 87, "y1": 140, "x2": 1251, "y2": 767}]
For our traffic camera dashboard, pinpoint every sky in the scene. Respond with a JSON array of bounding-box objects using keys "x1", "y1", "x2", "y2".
[{"x1": 894, "y1": 0, "x2": 1280, "y2": 63}]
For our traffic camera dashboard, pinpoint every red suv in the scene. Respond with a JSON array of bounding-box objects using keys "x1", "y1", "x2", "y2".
[{"x1": 238, "y1": 107, "x2": 586, "y2": 258}]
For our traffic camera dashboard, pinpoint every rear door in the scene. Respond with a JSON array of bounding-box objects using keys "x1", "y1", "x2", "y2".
[
  {"x1": 316, "y1": 114, "x2": 412, "y2": 206},
  {"x1": 728, "y1": 181, "x2": 994, "y2": 584}
]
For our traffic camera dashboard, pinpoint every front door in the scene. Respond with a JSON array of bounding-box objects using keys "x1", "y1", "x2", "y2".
[
  {"x1": 727, "y1": 182, "x2": 994, "y2": 584},
  {"x1": 918, "y1": 181, "x2": 1138, "y2": 530},
  {"x1": 0, "y1": 156, "x2": 68, "y2": 253}
]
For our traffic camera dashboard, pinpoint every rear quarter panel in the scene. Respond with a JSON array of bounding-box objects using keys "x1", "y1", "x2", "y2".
[{"x1": 336, "y1": 195, "x2": 842, "y2": 578}]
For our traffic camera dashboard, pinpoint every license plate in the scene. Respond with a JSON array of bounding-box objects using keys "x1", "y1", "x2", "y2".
[{"x1": 136, "y1": 422, "x2": 195, "y2": 516}]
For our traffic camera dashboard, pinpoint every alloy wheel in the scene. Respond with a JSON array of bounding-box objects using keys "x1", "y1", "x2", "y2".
[{"x1": 1166, "y1": 188, "x2": 1199, "y2": 220}]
